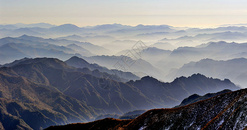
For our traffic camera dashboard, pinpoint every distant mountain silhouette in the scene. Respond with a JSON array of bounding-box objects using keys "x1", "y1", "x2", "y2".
[
  {"x1": 46, "y1": 88, "x2": 247, "y2": 130},
  {"x1": 88, "y1": 24, "x2": 131, "y2": 31},
  {"x1": 14, "y1": 23, "x2": 55, "y2": 28},
  {"x1": 16, "y1": 35, "x2": 108, "y2": 55},
  {"x1": 46, "y1": 118, "x2": 132, "y2": 130},
  {"x1": 1, "y1": 23, "x2": 246, "y2": 50},
  {"x1": 118, "y1": 110, "x2": 146, "y2": 120},
  {"x1": 0, "y1": 35, "x2": 112, "y2": 64},
  {"x1": 66, "y1": 44, "x2": 94, "y2": 56},
  {"x1": 49, "y1": 24, "x2": 82, "y2": 34},
  {"x1": 94, "y1": 110, "x2": 146, "y2": 121},
  {"x1": 0, "y1": 42, "x2": 81, "y2": 64}
]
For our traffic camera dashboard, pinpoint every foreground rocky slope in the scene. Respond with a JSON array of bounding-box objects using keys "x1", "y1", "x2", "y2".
[{"x1": 46, "y1": 88, "x2": 247, "y2": 130}]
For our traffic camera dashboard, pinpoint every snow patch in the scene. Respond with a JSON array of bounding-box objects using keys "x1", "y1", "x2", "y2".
[
  {"x1": 139, "y1": 126, "x2": 146, "y2": 130},
  {"x1": 217, "y1": 119, "x2": 224, "y2": 127},
  {"x1": 164, "y1": 123, "x2": 174, "y2": 130}
]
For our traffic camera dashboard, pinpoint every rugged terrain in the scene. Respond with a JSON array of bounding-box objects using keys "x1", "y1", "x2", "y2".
[{"x1": 46, "y1": 88, "x2": 247, "y2": 130}]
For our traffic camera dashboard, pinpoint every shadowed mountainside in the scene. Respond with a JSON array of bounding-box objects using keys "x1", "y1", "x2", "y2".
[{"x1": 0, "y1": 68, "x2": 102, "y2": 130}]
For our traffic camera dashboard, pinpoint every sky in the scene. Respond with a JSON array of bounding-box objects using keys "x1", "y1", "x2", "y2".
[{"x1": 0, "y1": 0, "x2": 247, "y2": 27}]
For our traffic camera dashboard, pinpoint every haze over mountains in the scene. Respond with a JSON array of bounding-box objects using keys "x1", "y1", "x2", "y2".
[
  {"x1": 1, "y1": 23, "x2": 247, "y2": 47},
  {"x1": 1, "y1": 23, "x2": 247, "y2": 86},
  {"x1": 1, "y1": 23, "x2": 247, "y2": 129}
]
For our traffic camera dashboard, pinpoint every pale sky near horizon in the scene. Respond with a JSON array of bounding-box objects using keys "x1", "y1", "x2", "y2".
[{"x1": 0, "y1": 0, "x2": 247, "y2": 27}]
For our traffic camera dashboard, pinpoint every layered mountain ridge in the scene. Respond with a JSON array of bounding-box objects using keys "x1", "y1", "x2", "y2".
[
  {"x1": 0, "y1": 57, "x2": 240, "y2": 129},
  {"x1": 1, "y1": 22, "x2": 247, "y2": 130}
]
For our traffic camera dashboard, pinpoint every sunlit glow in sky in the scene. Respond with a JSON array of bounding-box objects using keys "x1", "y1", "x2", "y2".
[{"x1": 0, "y1": 0, "x2": 247, "y2": 27}]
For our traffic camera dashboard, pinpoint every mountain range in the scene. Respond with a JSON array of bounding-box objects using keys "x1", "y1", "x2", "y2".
[
  {"x1": 1, "y1": 23, "x2": 247, "y2": 48},
  {"x1": 0, "y1": 57, "x2": 240, "y2": 129},
  {"x1": 46, "y1": 88, "x2": 247, "y2": 130},
  {"x1": 1, "y1": 23, "x2": 247, "y2": 130}
]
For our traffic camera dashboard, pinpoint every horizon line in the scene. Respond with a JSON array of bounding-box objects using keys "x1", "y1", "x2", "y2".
[{"x1": 1, "y1": 22, "x2": 247, "y2": 29}]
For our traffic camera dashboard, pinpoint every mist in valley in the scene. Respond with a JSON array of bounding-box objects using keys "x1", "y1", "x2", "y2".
[{"x1": 1, "y1": 23, "x2": 247, "y2": 88}]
